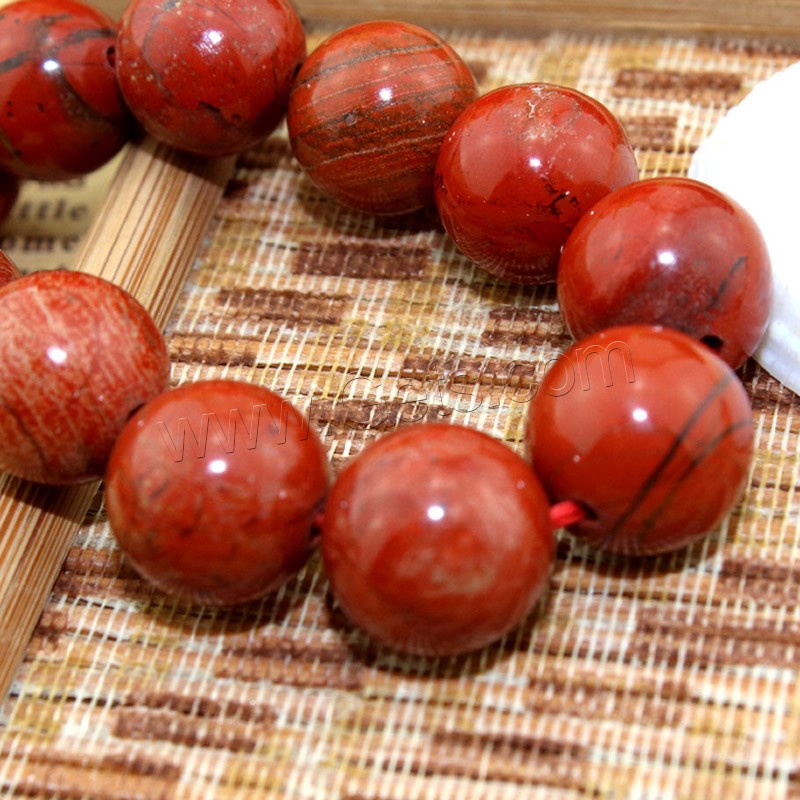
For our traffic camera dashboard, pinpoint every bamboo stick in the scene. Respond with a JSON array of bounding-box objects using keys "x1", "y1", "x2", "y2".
[
  {"x1": 0, "y1": 137, "x2": 235, "y2": 701},
  {"x1": 293, "y1": 0, "x2": 800, "y2": 39},
  {"x1": 94, "y1": 0, "x2": 800, "y2": 39}
]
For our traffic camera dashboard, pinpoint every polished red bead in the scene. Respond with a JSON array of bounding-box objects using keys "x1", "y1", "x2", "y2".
[
  {"x1": 0, "y1": 271, "x2": 169, "y2": 484},
  {"x1": 435, "y1": 83, "x2": 638, "y2": 284},
  {"x1": 0, "y1": 250, "x2": 20, "y2": 287},
  {"x1": 558, "y1": 177, "x2": 773, "y2": 369},
  {"x1": 322, "y1": 424, "x2": 554, "y2": 656},
  {"x1": 116, "y1": 0, "x2": 306, "y2": 157},
  {"x1": 105, "y1": 380, "x2": 329, "y2": 607},
  {"x1": 526, "y1": 325, "x2": 753, "y2": 556},
  {"x1": 287, "y1": 21, "x2": 478, "y2": 215},
  {"x1": 0, "y1": 0, "x2": 129, "y2": 181}
]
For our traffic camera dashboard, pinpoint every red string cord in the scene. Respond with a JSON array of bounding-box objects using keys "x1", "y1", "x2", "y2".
[{"x1": 549, "y1": 499, "x2": 588, "y2": 529}]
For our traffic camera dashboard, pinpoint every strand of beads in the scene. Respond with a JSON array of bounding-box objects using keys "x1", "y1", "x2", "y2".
[{"x1": 0, "y1": 0, "x2": 774, "y2": 657}]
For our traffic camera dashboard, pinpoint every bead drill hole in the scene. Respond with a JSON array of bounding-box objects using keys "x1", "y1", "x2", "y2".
[
  {"x1": 106, "y1": 46, "x2": 116, "y2": 69},
  {"x1": 701, "y1": 334, "x2": 724, "y2": 351}
]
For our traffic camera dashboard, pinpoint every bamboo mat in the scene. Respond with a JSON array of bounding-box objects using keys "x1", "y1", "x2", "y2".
[{"x1": 2, "y1": 26, "x2": 800, "y2": 800}]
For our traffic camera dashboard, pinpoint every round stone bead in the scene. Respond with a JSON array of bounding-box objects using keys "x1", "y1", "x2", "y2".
[
  {"x1": 0, "y1": 271, "x2": 169, "y2": 484},
  {"x1": 435, "y1": 83, "x2": 638, "y2": 284},
  {"x1": 0, "y1": 250, "x2": 21, "y2": 287},
  {"x1": 557, "y1": 177, "x2": 773, "y2": 369},
  {"x1": 116, "y1": 0, "x2": 306, "y2": 157},
  {"x1": 0, "y1": 0, "x2": 129, "y2": 181},
  {"x1": 105, "y1": 380, "x2": 329, "y2": 607},
  {"x1": 288, "y1": 20, "x2": 478, "y2": 215},
  {"x1": 526, "y1": 325, "x2": 753, "y2": 556},
  {"x1": 322, "y1": 424, "x2": 554, "y2": 656}
]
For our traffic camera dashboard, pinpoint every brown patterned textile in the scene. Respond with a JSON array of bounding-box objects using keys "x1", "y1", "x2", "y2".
[{"x1": 2, "y1": 27, "x2": 800, "y2": 800}]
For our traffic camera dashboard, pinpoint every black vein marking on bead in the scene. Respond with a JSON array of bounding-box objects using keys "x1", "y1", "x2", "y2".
[
  {"x1": 0, "y1": 122, "x2": 21, "y2": 171},
  {"x1": 600, "y1": 370, "x2": 737, "y2": 549},
  {"x1": 625, "y1": 417, "x2": 751, "y2": 554},
  {"x1": 199, "y1": 100, "x2": 224, "y2": 119},
  {"x1": 0, "y1": 52, "x2": 29, "y2": 75},
  {"x1": 0, "y1": 106, "x2": 32, "y2": 176},
  {"x1": 294, "y1": 73, "x2": 460, "y2": 147},
  {"x1": 31, "y1": 19, "x2": 119, "y2": 127},
  {"x1": 0, "y1": 21, "x2": 118, "y2": 175},
  {"x1": 301, "y1": 77, "x2": 454, "y2": 142},
  {"x1": 704, "y1": 255, "x2": 747, "y2": 311},
  {"x1": 140, "y1": 12, "x2": 180, "y2": 109},
  {"x1": 38, "y1": 13, "x2": 72, "y2": 27},
  {"x1": 300, "y1": 60, "x2": 457, "y2": 112},
  {"x1": 142, "y1": 476, "x2": 171, "y2": 508},
  {"x1": 194, "y1": 0, "x2": 251, "y2": 34},
  {"x1": 57, "y1": 27, "x2": 117, "y2": 50},
  {"x1": 543, "y1": 181, "x2": 581, "y2": 217},
  {"x1": 53, "y1": 68, "x2": 115, "y2": 126},
  {"x1": 138, "y1": 10, "x2": 236, "y2": 132},
  {"x1": 294, "y1": 42, "x2": 443, "y2": 88},
  {"x1": 306, "y1": 131, "x2": 446, "y2": 170}
]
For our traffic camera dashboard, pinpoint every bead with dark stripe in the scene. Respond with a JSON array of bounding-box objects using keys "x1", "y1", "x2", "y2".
[
  {"x1": 116, "y1": 0, "x2": 306, "y2": 157},
  {"x1": 558, "y1": 177, "x2": 773, "y2": 370},
  {"x1": 527, "y1": 325, "x2": 753, "y2": 556},
  {"x1": 0, "y1": 0, "x2": 129, "y2": 180},
  {"x1": 288, "y1": 21, "x2": 478, "y2": 216}
]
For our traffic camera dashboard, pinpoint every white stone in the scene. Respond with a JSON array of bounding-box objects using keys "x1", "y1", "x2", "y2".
[{"x1": 689, "y1": 61, "x2": 800, "y2": 393}]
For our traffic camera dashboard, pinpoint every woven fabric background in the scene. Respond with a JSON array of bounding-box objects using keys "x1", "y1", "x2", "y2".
[{"x1": 2, "y1": 26, "x2": 800, "y2": 800}]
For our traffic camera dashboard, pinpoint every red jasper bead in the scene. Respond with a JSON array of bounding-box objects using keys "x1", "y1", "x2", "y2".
[
  {"x1": 105, "y1": 380, "x2": 329, "y2": 607},
  {"x1": 435, "y1": 83, "x2": 638, "y2": 284},
  {"x1": 0, "y1": 271, "x2": 169, "y2": 484},
  {"x1": 0, "y1": 0, "x2": 129, "y2": 181},
  {"x1": 322, "y1": 424, "x2": 554, "y2": 656},
  {"x1": 116, "y1": 0, "x2": 306, "y2": 157},
  {"x1": 0, "y1": 249, "x2": 21, "y2": 287},
  {"x1": 526, "y1": 325, "x2": 753, "y2": 556},
  {"x1": 287, "y1": 21, "x2": 478, "y2": 215},
  {"x1": 558, "y1": 177, "x2": 773, "y2": 369}
]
